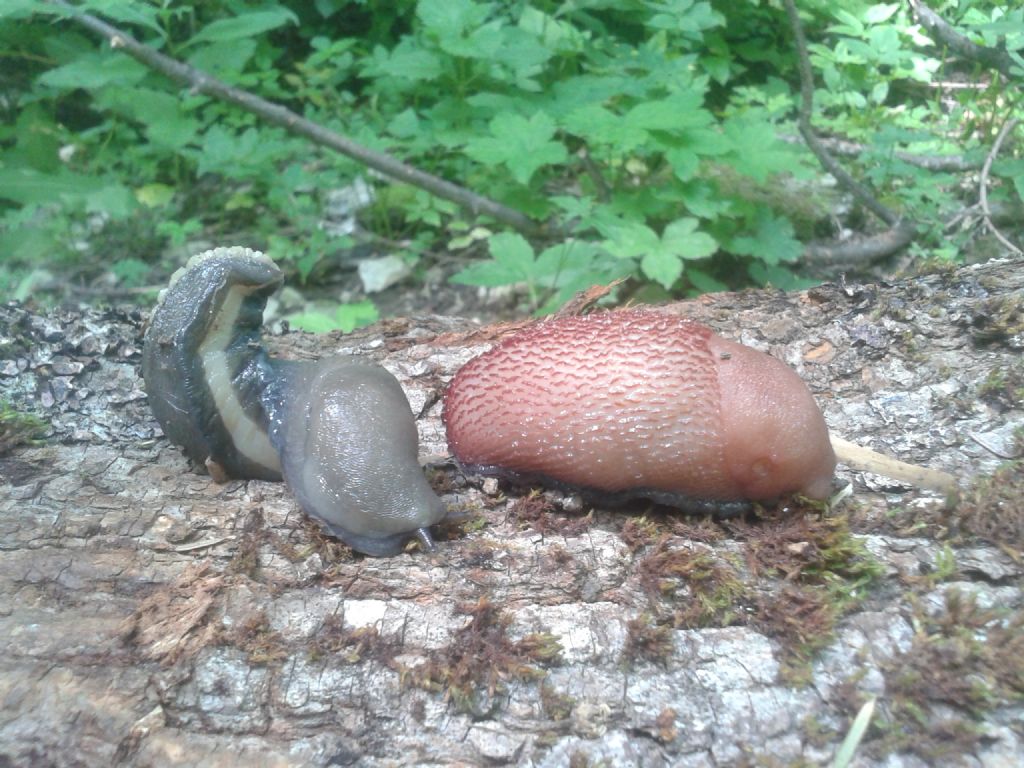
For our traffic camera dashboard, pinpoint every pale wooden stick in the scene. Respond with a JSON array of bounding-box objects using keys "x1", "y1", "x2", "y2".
[{"x1": 830, "y1": 435, "x2": 958, "y2": 495}]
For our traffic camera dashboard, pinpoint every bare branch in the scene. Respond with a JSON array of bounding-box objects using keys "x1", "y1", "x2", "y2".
[
  {"x1": 804, "y1": 222, "x2": 919, "y2": 268},
  {"x1": 909, "y1": 0, "x2": 1019, "y2": 79},
  {"x1": 778, "y1": 134, "x2": 981, "y2": 173},
  {"x1": 49, "y1": 0, "x2": 541, "y2": 236},
  {"x1": 978, "y1": 118, "x2": 1023, "y2": 256},
  {"x1": 782, "y1": 0, "x2": 918, "y2": 263}
]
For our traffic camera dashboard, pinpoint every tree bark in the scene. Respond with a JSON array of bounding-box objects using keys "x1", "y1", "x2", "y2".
[{"x1": 2, "y1": 258, "x2": 1023, "y2": 766}]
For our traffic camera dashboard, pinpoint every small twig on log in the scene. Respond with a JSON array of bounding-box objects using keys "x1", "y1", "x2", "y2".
[
  {"x1": 782, "y1": 0, "x2": 919, "y2": 265},
  {"x1": 48, "y1": 0, "x2": 541, "y2": 237},
  {"x1": 830, "y1": 435, "x2": 959, "y2": 496},
  {"x1": 978, "y1": 118, "x2": 1023, "y2": 256},
  {"x1": 909, "y1": 0, "x2": 1019, "y2": 79}
]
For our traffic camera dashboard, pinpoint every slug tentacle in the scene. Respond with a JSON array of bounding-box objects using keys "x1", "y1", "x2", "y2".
[{"x1": 143, "y1": 247, "x2": 447, "y2": 557}]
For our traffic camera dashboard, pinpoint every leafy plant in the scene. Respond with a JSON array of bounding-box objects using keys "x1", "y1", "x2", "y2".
[{"x1": 0, "y1": 0, "x2": 1021, "y2": 316}]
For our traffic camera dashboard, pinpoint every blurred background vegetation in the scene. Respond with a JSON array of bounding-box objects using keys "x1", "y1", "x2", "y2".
[{"x1": 0, "y1": 0, "x2": 1021, "y2": 328}]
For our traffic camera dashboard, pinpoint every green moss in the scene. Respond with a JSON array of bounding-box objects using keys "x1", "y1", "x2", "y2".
[
  {"x1": 229, "y1": 612, "x2": 289, "y2": 665},
  {"x1": 621, "y1": 613, "x2": 674, "y2": 667},
  {"x1": 0, "y1": 400, "x2": 47, "y2": 455},
  {"x1": 970, "y1": 296, "x2": 1024, "y2": 345},
  {"x1": 977, "y1": 363, "x2": 1024, "y2": 411},
  {"x1": 635, "y1": 536, "x2": 749, "y2": 628},
  {"x1": 955, "y1": 437, "x2": 1024, "y2": 556},
  {"x1": 539, "y1": 682, "x2": 576, "y2": 721},
  {"x1": 868, "y1": 588, "x2": 1024, "y2": 761},
  {"x1": 307, "y1": 616, "x2": 398, "y2": 664},
  {"x1": 737, "y1": 513, "x2": 884, "y2": 678},
  {"x1": 403, "y1": 597, "x2": 562, "y2": 716}
]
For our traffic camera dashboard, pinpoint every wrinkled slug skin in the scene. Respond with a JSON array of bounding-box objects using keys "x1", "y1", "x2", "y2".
[
  {"x1": 269, "y1": 358, "x2": 447, "y2": 557},
  {"x1": 443, "y1": 310, "x2": 836, "y2": 504}
]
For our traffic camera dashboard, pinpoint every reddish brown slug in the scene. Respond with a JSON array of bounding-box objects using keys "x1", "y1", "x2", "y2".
[{"x1": 443, "y1": 309, "x2": 836, "y2": 510}]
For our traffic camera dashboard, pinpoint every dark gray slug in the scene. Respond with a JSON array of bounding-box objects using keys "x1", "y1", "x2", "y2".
[{"x1": 142, "y1": 247, "x2": 447, "y2": 556}]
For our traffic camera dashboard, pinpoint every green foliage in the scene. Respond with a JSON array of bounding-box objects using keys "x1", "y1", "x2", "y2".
[
  {"x1": 0, "y1": 0, "x2": 1021, "y2": 316},
  {"x1": 287, "y1": 300, "x2": 379, "y2": 334}
]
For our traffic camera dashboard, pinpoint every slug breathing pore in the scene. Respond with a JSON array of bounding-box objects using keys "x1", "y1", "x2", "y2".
[{"x1": 142, "y1": 247, "x2": 447, "y2": 556}]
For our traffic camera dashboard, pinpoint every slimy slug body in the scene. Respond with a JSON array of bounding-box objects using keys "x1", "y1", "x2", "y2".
[
  {"x1": 143, "y1": 247, "x2": 446, "y2": 556},
  {"x1": 443, "y1": 310, "x2": 836, "y2": 510}
]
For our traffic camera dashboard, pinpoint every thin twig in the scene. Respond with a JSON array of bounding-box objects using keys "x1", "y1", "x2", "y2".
[
  {"x1": 804, "y1": 224, "x2": 918, "y2": 267},
  {"x1": 778, "y1": 134, "x2": 980, "y2": 173},
  {"x1": 978, "y1": 118, "x2": 1022, "y2": 256},
  {"x1": 48, "y1": 0, "x2": 541, "y2": 236},
  {"x1": 782, "y1": 0, "x2": 911, "y2": 230},
  {"x1": 910, "y1": 0, "x2": 1019, "y2": 79},
  {"x1": 782, "y1": 0, "x2": 919, "y2": 266},
  {"x1": 830, "y1": 436, "x2": 958, "y2": 496}
]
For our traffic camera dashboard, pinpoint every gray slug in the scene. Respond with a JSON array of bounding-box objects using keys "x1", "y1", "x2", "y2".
[{"x1": 142, "y1": 247, "x2": 447, "y2": 556}]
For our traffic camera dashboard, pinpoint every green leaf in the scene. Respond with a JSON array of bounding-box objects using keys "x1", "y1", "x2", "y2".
[
  {"x1": 80, "y1": 0, "x2": 165, "y2": 36},
  {"x1": 722, "y1": 115, "x2": 793, "y2": 182},
  {"x1": 624, "y1": 90, "x2": 711, "y2": 132},
  {"x1": 417, "y1": 0, "x2": 488, "y2": 35},
  {"x1": 0, "y1": 0, "x2": 51, "y2": 20},
  {"x1": 661, "y1": 217, "x2": 718, "y2": 260},
  {"x1": 96, "y1": 87, "x2": 198, "y2": 149},
  {"x1": 187, "y1": 8, "x2": 298, "y2": 46},
  {"x1": 464, "y1": 111, "x2": 568, "y2": 184},
  {"x1": 0, "y1": 167, "x2": 104, "y2": 205},
  {"x1": 187, "y1": 38, "x2": 258, "y2": 75},
  {"x1": 87, "y1": 183, "x2": 138, "y2": 218},
  {"x1": 748, "y1": 262, "x2": 817, "y2": 291},
  {"x1": 562, "y1": 104, "x2": 648, "y2": 151},
  {"x1": 863, "y1": 4, "x2": 899, "y2": 24},
  {"x1": 37, "y1": 52, "x2": 147, "y2": 89},
  {"x1": 641, "y1": 248, "x2": 684, "y2": 289},
  {"x1": 604, "y1": 218, "x2": 716, "y2": 290},
  {"x1": 135, "y1": 184, "x2": 175, "y2": 208},
  {"x1": 111, "y1": 257, "x2": 151, "y2": 287},
  {"x1": 833, "y1": 697, "x2": 876, "y2": 768},
  {"x1": 451, "y1": 232, "x2": 535, "y2": 286},
  {"x1": 489, "y1": 232, "x2": 535, "y2": 271},
  {"x1": 363, "y1": 41, "x2": 442, "y2": 82},
  {"x1": 728, "y1": 210, "x2": 802, "y2": 265},
  {"x1": 288, "y1": 301, "x2": 379, "y2": 334},
  {"x1": 686, "y1": 268, "x2": 728, "y2": 293}
]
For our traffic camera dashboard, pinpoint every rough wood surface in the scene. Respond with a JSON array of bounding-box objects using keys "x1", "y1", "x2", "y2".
[{"x1": 2, "y1": 258, "x2": 1023, "y2": 767}]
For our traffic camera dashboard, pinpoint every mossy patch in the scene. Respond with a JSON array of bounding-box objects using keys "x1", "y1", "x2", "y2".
[
  {"x1": 0, "y1": 400, "x2": 47, "y2": 455},
  {"x1": 621, "y1": 613, "x2": 675, "y2": 666},
  {"x1": 977, "y1": 362, "x2": 1024, "y2": 411},
  {"x1": 969, "y1": 295, "x2": 1024, "y2": 346},
  {"x1": 508, "y1": 491, "x2": 593, "y2": 537},
  {"x1": 733, "y1": 512, "x2": 884, "y2": 679},
  {"x1": 403, "y1": 597, "x2": 562, "y2": 716},
  {"x1": 955, "y1": 437, "x2": 1024, "y2": 556},
  {"x1": 867, "y1": 588, "x2": 1024, "y2": 761},
  {"x1": 635, "y1": 535, "x2": 749, "y2": 628},
  {"x1": 308, "y1": 616, "x2": 399, "y2": 664},
  {"x1": 227, "y1": 611, "x2": 289, "y2": 665}
]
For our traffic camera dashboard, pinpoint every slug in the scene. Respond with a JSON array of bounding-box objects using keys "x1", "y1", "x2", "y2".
[
  {"x1": 443, "y1": 309, "x2": 837, "y2": 512},
  {"x1": 142, "y1": 247, "x2": 446, "y2": 556}
]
